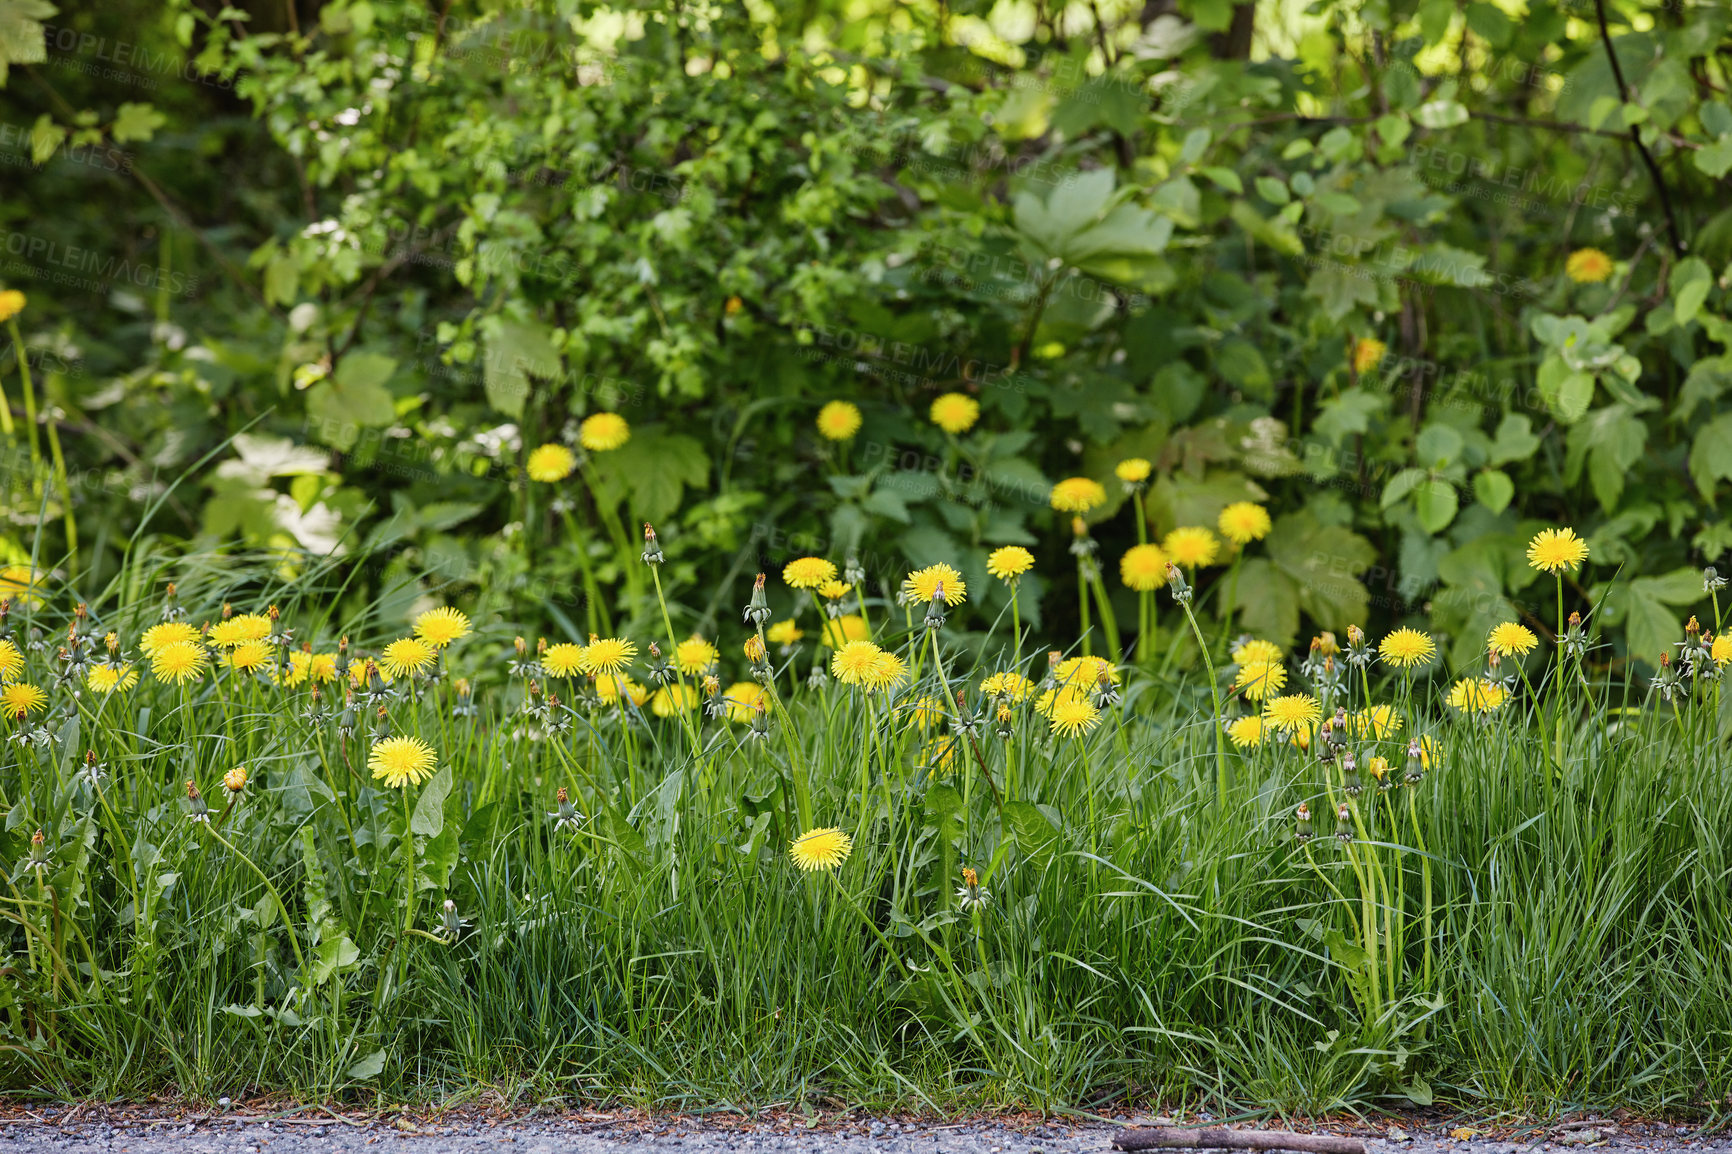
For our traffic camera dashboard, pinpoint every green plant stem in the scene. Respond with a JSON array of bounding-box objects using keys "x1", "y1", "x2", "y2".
[
  {"x1": 6, "y1": 319, "x2": 40, "y2": 493},
  {"x1": 1176, "y1": 597, "x2": 1227, "y2": 807}
]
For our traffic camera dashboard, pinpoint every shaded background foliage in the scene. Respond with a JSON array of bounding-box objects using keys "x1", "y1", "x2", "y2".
[{"x1": 3, "y1": 0, "x2": 1732, "y2": 668}]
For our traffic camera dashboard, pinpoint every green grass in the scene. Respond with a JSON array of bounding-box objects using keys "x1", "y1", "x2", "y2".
[{"x1": 0, "y1": 544, "x2": 1729, "y2": 1121}]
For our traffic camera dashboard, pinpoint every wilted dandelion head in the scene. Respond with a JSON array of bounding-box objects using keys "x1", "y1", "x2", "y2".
[
  {"x1": 1161, "y1": 526, "x2": 1220, "y2": 569},
  {"x1": 820, "y1": 614, "x2": 870, "y2": 647},
  {"x1": 580, "y1": 636, "x2": 637, "y2": 675},
  {"x1": 986, "y1": 546, "x2": 1034, "y2": 582},
  {"x1": 1115, "y1": 458, "x2": 1151, "y2": 484},
  {"x1": 415, "y1": 607, "x2": 472, "y2": 648},
  {"x1": 208, "y1": 613, "x2": 272, "y2": 648},
  {"x1": 816, "y1": 400, "x2": 863, "y2": 441},
  {"x1": 929, "y1": 392, "x2": 979, "y2": 434},
  {"x1": 1119, "y1": 544, "x2": 1168, "y2": 591},
  {"x1": 782, "y1": 556, "x2": 837, "y2": 589},
  {"x1": 1379, "y1": 628, "x2": 1435, "y2": 668},
  {"x1": 1048, "y1": 693, "x2": 1101, "y2": 737},
  {"x1": 742, "y1": 635, "x2": 767, "y2": 663},
  {"x1": 368, "y1": 735, "x2": 438, "y2": 789},
  {"x1": 1217, "y1": 502, "x2": 1272, "y2": 546},
  {"x1": 223, "y1": 765, "x2": 249, "y2": 793},
  {"x1": 1263, "y1": 693, "x2": 1322, "y2": 732},
  {"x1": 1233, "y1": 660, "x2": 1286, "y2": 702},
  {"x1": 381, "y1": 637, "x2": 437, "y2": 678},
  {"x1": 525, "y1": 443, "x2": 577, "y2": 482},
  {"x1": 789, "y1": 826, "x2": 852, "y2": 871},
  {"x1": 1487, "y1": 622, "x2": 1538, "y2": 657},
  {"x1": 1227, "y1": 715, "x2": 1266, "y2": 748},
  {"x1": 0, "y1": 682, "x2": 45, "y2": 717},
  {"x1": 579, "y1": 412, "x2": 631, "y2": 451},
  {"x1": 1565, "y1": 247, "x2": 1613, "y2": 284},
  {"x1": 1050, "y1": 476, "x2": 1107, "y2": 514},
  {"x1": 903, "y1": 563, "x2": 966, "y2": 606},
  {"x1": 1526, "y1": 528, "x2": 1589, "y2": 574},
  {"x1": 152, "y1": 640, "x2": 208, "y2": 685}
]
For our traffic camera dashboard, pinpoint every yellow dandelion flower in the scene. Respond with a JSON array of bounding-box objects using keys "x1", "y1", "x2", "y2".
[
  {"x1": 1565, "y1": 247, "x2": 1613, "y2": 284},
  {"x1": 0, "y1": 290, "x2": 25, "y2": 323},
  {"x1": 1526, "y1": 528, "x2": 1589, "y2": 574},
  {"x1": 369, "y1": 736, "x2": 438, "y2": 789},
  {"x1": 1231, "y1": 639, "x2": 1284, "y2": 665},
  {"x1": 766, "y1": 620, "x2": 804, "y2": 646},
  {"x1": 543, "y1": 642, "x2": 585, "y2": 678},
  {"x1": 0, "y1": 565, "x2": 42, "y2": 607},
  {"x1": 831, "y1": 641, "x2": 884, "y2": 686},
  {"x1": 816, "y1": 400, "x2": 863, "y2": 441},
  {"x1": 900, "y1": 695, "x2": 946, "y2": 730},
  {"x1": 1050, "y1": 476, "x2": 1108, "y2": 514},
  {"x1": 580, "y1": 636, "x2": 637, "y2": 675},
  {"x1": 783, "y1": 556, "x2": 837, "y2": 589},
  {"x1": 1713, "y1": 632, "x2": 1732, "y2": 668},
  {"x1": 820, "y1": 614, "x2": 870, "y2": 647},
  {"x1": 87, "y1": 662, "x2": 138, "y2": 694},
  {"x1": 1049, "y1": 695, "x2": 1101, "y2": 737},
  {"x1": 593, "y1": 674, "x2": 648, "y2": 706},
  {"x1": 816, "y1": 578, "x2": 852, "y2": 600},
  {"x1": 0, "y1": 638, "x2": 22, "y2": 679},
  {"x1": 979, "y1": 671, "x2": 1035, "y2": 702},
  {"x1": 207, "y1": 614, "x2": 272, "y2": 648},
  {"x1": 929, "y1": 392, "x2": 980, "y2": 435},
  {"x1": 789, "y1": 826, "x2": 852, "y2": 871},
  {"x1": 651, "y1": 684, "x2": 699, "y2": 717},
  {"x1": 1234, "y1": 660, "x2": 1286, "y2": 702},
  {"x1": 525, "y1": 443, "x2": 577, "y2": 483},
  {"x1": 1217, "y1": 502, "x2": 1272, "y2": 546},
  {"x1": 723, "y1": 681, "x2": 771, "y2": 723},
  {"x1": 1, "y1": 682, "x2": 46, "y2": 717},
  {"x1": 140, "y1": 621, "x2": 200, "y2": 657},
  {"x1": 1055, "y1": 655, "x2": 1119, "y2": 689},
  {"x1": 1162, "y1": 526, "x2": 1220, "y2": 569},
  {"x1": 675, "y1": 635, "x2": 719, "y2": 674},
  {"x1": 280, "y1": 651, "x2": 313, "y2": 687},
  {"x1": 228, "y1": 640, "x2": 274, "y2": 673},
  {"x1": 919, "y1": 736, "x2": 958, "y2": 773},
  {"x1": 903, "y1": 563, "x2": 966, "y2": 606},
  {"x1": 1447, "y1": 677, "x2": 1508, "y2": 714},
  {"x1": 381, "y1": 637, "x2": 437, "y2": 678},
  {"x1": 743, "y1": 635, "x2": 767, "y2": 663},
  {"x1": 1379, "y1": 628, "x2": 1436, "y2": 668},
  {"x1": 1227, "y1": 715, "x2": 1266, "y2": 748},
  {"x1": 986, "y1": 545, "x2": 1035, "y2": 581},
  {"x1": 1263, "y1": 694, "x2": 1322, "y2": 732},
  {"x1": 1119, "y1": 544, "x2": 1168, "y2": 592},
  {"x1": 1352, "y1": 337, "x2": 1387, "y2": 374},
  {"x1": 1352, "y1": 705, "x2": 1402, "y2": 739},
  {"x1": 151, "y1": 640, "x2": 207, "y2": 685},
  {"x1": 414, "y1": 607, "x2": 472, "y2": 648},
  {"x1": 309, "y1": 652, "x2": 339, "y2": 682},
  {"x1": 1488, "y1": 622, "x2": 1538, "y2": 657},
  {"x1": 579, "y1": 412, "x2": 631, "y2": 452},
  {"x1": 1115, "y1": 458, "x2": 1151, "y2": 484},
  {"x1": 861, "y1": 649, "x2": 909, "y2": 692}
]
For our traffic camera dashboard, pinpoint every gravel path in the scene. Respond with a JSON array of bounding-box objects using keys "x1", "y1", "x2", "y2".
[{"x1": 0, "y1": 1112, "x2": 1724, "y2": 1154}]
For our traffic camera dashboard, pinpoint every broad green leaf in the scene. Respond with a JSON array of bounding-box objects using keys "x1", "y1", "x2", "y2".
[
  {"x1": 410, "y1": 765, "x2": 453, "y2": 838},
  {"x1": 483, "y1": 319, "x2": 559, "y2": 418},
  {"x1": 1003, "y1": 801, "x2": 1060, "y2": 865},
  {"x1": 1690, "y1": 413, "x2": 1732, "y2": 503},
  {"x1": 0, "y1": 0, "x2": 56, "y2": 85},
  {"x1": 112, "y1": 102, "x2": 166, "y2": 143},
  {"x1": 1473, "y1": 469, "x2": 1514, "y2": 514},
  {"x1": 346, "y1": 1049, "x2": 388, "y2": 1081},
  {"x1": 1412, "y1": 477, "x2": 1459, "y2": 533}
]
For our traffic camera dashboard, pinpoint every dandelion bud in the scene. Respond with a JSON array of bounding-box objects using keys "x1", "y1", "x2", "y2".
[
  {"x1": 743, "y1": 573, "x2": 773, "y2": 629},
  {"x1": 1334, "y1": 803, "x2": 1354, "y2": 843},
  {"x1": 267, "y1": 604, "x2": 280, "y2": 622},
  {"x1": 514, "y1": 636, "x2": 526, "y2": 655},
  {"x1": 1317, "y1": 631, "x2": 1339, "y2": 656},
  {"x1": 26, "y1": 829, "x2": 48, "y2": 869},
  {"x1": 924, "y1": 583, "x2": 947, "y2": 630},
  {"x1": 1295, "y1": 803, "x2": 1313, "y2": 843},
  {"x1": 1405, "y1": 738, "x2": 1424, "y2": 785},
  {"x1": 1348, "y1": 624, "x2": 1364, "y2": 646},
  {"x1": 1707, "y1": 566, "x2": 1728, "y2": 594},
  {"x1": 221, "y1": 602, "x2": 233, "y2": 620},
  {"x1": 1342, "y1": 751, "x2": 1362, "y2": 797},
  {"x1": 649, "y1": 641, "x2": 662, "y2": 659},
  {"x1": 843, "y1": 551, "x2": 865, "y2": 586},
  {"x1": 536, "y1": 636, "x2": 547, "y2": 655},
  {"x1": 223, "y1": 765, "x2": 248, "y2": 794},
  {"x1": 186, "y1": 779, "x2": 210, "y2": 823},
  {"x1": 995, "y1": 703, "x2": 1014, "y2": 740},
  {"x1": 642, "y1": 522, "x2": 664, "y2": 565},
  {"x1": 1165, "y1": 561, "x2": 1193, "y2": 605}
]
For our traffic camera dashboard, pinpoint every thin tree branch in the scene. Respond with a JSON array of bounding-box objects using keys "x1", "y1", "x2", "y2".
[{"x1": 1592, "y1": 0, "x2": 1685, "y2": 255}]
